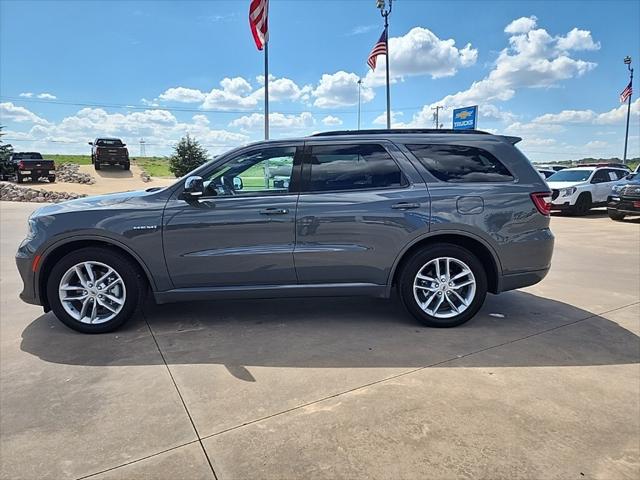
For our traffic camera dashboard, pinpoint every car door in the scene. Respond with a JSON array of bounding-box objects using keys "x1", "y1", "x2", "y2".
[
  {"x1": 162, "y1": 143, "x2": 302, "y2": 288},
  {"x1": 293, "y1": 140, "x2": 429, "y2": 286},
  {"x1": 590, "y1": 169, "x2": 614, "y2": 202}
]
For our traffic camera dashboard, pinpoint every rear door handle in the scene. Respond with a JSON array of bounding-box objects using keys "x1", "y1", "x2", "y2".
[
  {"x1": 259, "y1": 208, "x2": 289, "y2": 215},
  {"x1": 391, "y1": 202, "x2": 421, "y2": 210}
]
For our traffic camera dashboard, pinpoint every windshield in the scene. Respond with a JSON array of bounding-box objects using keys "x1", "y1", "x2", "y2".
[{"x1": 547, "y1": 170, "x2": 592, "y2": 182}]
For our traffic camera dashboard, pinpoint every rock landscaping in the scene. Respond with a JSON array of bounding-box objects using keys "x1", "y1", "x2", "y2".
[
  {"x1": 0, "y1": 182, "x2": 86, "y2": 203},
  {"x1": 56, "y1": 163, "x2": 96, "y2": 184}
]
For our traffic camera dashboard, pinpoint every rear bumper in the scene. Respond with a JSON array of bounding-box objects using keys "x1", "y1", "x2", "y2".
[
  {"x1": 607, "y1": 195, "x2": 640, "y2": 214},
  {"x1": 499, "y1": 268, "x2": 550, "y2": 292}
]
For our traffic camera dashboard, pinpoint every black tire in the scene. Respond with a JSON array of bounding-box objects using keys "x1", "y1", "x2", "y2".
[
  {"x1": 94, "y1": 161, "x2": 101, "y2": 171},
  {"x1": 46, "y1": 247, "x2": 145, "y2": 333},
  {"x1": 608, "y1": 210, "x2": 626, "y2": 221},
  {"x1": 123, "y1": 162, "x2": 130, "y2": 171},
  {"x1": 398, "y1": 244, "x2": 488, "y2": 328},
  {"x1": 16, "y1": 173, "x2": 24, "y2": 183},
  {"x1": 48, "y1": 175, "x2": 56, "y2": 183},
  {"x1": 571, "y1": 193, "x2": 591, "y2": 216}
]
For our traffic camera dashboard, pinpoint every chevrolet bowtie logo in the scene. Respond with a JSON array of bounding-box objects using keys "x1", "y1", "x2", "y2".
[{"x1": 455, "y1": 110, "x2": 472, "y2": 120}]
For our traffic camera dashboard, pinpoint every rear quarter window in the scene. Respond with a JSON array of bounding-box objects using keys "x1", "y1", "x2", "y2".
[{"x1": 406, "y1": 144, "x2": 514, "y2": 183}]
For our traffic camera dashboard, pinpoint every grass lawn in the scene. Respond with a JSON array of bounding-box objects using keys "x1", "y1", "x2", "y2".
[
  {"x1": 133, "y1": 157, "x2": 172, "y2": 177},
  {"x1": 47, "y1": 154, "x2": 92, "y2": 165}
]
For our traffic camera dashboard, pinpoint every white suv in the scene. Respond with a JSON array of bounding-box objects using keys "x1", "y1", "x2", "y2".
[{"x1": 546, "y1": 166, "x2": 629, "y2": 215}]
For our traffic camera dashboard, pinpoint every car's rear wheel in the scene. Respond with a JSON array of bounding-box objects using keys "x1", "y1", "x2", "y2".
[
  {"x1": 608, "y1": 210, "x2": 626, "y2": 221},
  {"x1": 123, "y1": 162, "x2": 130, "y2": 170},
  {"x1": 571, "y1": 193, "x2": 591, "y2": 216},
  {"x1": 94, "y1": 161, "x2": 101, "y2": 170},
  {"x1": 48, "y1": 175, "x2": 56, "y2": 183},
  {"x1": 399, "y1": 244, "x2": 488, "y2": 328},
  {"x1": 46, "y1": 247, "x2": 145, "y2": 333}
]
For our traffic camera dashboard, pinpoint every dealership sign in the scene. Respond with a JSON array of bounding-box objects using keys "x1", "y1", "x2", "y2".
[{"x1": 452, "y1": 105, "x2": 478, "y2": 130}]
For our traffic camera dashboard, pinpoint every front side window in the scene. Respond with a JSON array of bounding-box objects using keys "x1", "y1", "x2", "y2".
[
  {"x1": 591, "y1": 170, "x2": 609, "y2": 183},
  {"x1": 307, "y1": 144, "x2": 406, "y2": 192},
  {"x1": 202, "y1": 146, "x2": 296, "y2": 197},
  {"x1": 406, "y1": 144, "x2": 514, "y2": 183}
]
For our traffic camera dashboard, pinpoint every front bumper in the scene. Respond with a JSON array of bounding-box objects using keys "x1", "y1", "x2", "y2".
[
  {"x1": 607, "y1": 195, "x2": 640, "y2": 215},
  {"x1": 16, "y1": 253, "x2": 41, "y2": 306}
]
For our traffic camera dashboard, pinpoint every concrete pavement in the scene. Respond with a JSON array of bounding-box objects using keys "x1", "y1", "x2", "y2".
[{"x1": 1, "y1": 201, "x2": 638, "y2": 479}]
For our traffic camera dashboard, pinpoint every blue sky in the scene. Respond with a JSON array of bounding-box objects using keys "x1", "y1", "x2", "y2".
[{"x1": 1, "y1": 0, "x2": 639, "y2": 162}]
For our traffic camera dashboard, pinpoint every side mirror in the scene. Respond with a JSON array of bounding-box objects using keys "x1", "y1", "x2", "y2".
[
  {"x1": 182, "y1": 176, "x2": 204, "y2": 200},
  {"x1": 122, "y1": 143, "x2": 127, "y2": 147},
  {"x1": 88, "y1": 142, "x2": 93, "y2": 146},
  {"x1": 233, "y1": 177, "x2": 243, "y2": 190}
]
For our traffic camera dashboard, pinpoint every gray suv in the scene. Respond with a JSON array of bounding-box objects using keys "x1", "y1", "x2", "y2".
[{"x1": 16, "y1": 129, "x2": 554, "y2": 333}]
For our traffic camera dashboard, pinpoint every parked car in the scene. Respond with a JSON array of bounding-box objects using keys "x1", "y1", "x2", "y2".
[
  {"x1": 607, "y1": 173, "x2": 640, "y2": 221},
  {"x1": 0, "y1": 152, "x2": 55, "y2": 183},
  {"x1": 89, "y1": 138, "x2": 130, "y2": 171},
  {"x1": 546, "y1": 166, "x2": 629, "y2": 215},
  {"x1": 16, "y1": 129, "x2": 554, "y2": 333}
]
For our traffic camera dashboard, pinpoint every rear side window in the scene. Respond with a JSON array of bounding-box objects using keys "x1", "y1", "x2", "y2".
[
  {"x1": 406, "y1": 144, "x2": 514, "y2": 183},
  {"x1": 307, "y1": 144, "x2": 407, "y2": 192}
]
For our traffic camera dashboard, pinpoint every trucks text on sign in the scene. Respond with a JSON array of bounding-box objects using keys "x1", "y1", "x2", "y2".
[{"x1": 452, "y1": 106, "x2": 478, "y2": 130}]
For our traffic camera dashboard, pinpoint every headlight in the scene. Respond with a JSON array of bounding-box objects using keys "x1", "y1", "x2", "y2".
[{"x1": 559, "y1": 187, "x2": 577, "y2": 197}]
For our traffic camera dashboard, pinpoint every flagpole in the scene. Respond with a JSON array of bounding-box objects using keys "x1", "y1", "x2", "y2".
[
  {"x1": 623, "y1": 56, "x2": 633, "y2": 163},
  {"x1": 377, "y1": 0, "x2": 393, "y2": 130},
  {"x1": 264, "y1": 41, "x2": 269, "y2": 140}
]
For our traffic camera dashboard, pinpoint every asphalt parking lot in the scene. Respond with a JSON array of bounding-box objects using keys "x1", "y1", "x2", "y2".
[{"x1": 0, "y1": 201, "x2": 638, "y2": 480}]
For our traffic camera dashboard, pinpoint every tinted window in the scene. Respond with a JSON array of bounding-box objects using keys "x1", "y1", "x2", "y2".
[
  {"x1": 307, "y1": 144, "x2": 406, "y2": 192},
  {"x1": 591, "y1": 170, "x2": 610, "y2": 183},
  {"x1": 406, "y1": 144, "x2": 513, "y2": 183},
  {"x1": 96, "y1": 139, "x2": 123, "y2": 147}
]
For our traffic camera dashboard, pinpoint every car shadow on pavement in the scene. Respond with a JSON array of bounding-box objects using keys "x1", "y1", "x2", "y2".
[
  {"x1": 20, "y1": 291, "x2": 639, "y2": 377},
  {"x1": 93, "y1": 168, "x2": 133, "y2": 178}
]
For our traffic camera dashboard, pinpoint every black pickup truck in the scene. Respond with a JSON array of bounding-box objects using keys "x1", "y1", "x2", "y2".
[
  {"x1": 0, "y1": 152, "x2": 56, "y2": 183},
  {"x1": 89, "y1": 138, "x2": 130, "y2": 170}
]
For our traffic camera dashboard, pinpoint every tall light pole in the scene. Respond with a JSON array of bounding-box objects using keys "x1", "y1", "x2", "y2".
[
  {"x1": 357, "y1": 78, "x2": 362, "y2": 130},
  {"x1": 376, "y1": 0, "x2": 392, "y2": 129},
  {"x1": 623, "y1": 56, "x2": 634, "y2": 163},
  {"x1": 431, "y1": 105, "x2": 443, "y2": 129}
]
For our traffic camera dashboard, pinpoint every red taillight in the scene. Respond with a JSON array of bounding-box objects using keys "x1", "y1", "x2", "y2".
[
  {"x1": 531, "y1": 192, "x2": 552, "y2": 216},
  {"x1": 18, "y1": 161, "x2": 24, "y2": 169}
]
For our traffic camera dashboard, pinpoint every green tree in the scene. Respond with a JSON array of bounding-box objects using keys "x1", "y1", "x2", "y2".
[
  {"x1": 168, "y1": 134, "x2": 209, "y2": 178},
  {"x1": 0, "y1": 126, "x2": 14, "y2": 163}
]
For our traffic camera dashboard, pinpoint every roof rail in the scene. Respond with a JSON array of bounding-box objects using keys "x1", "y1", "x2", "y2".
[{"x1": 310, "y1": 128, "x2": 492, "y2": 137}]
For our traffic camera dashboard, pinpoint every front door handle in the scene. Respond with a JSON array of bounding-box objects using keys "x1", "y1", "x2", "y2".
[
  {"x1": 391, "y1": 202, "x2": 420, "y2": 210},
  {"x1": 259, "y1": 208, "x2": 289, "y2": 215}
]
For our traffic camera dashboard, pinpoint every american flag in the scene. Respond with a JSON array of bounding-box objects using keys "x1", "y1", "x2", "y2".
[
  {"x1": 249, "y1": 0, "x2": 269, "y2": 51},
  {"x1": 367, "y1": 28, "x2": 388, "y2": 71},
  {"x1": 620, "y1": 81, "x2": 633, "y2": 103}
]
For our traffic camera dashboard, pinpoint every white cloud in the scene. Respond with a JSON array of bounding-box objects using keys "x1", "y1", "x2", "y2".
[
  {"x1": 18, "y1": 92, "x2": 56, "y2": 100},
  {"x1": 322, "y1": 115, "x2": 343, "y2": 126},
  {"x1": 4, "y1": 107, "x2": 248, "y2": 156},
  {"x1": 398, "y1": 17, "x2": 599, "y2": 127},
  {"x1": 201, "y1": 77, "x2": 261, "y2": 110},
  {"x1": 557, "y1": 28, "x2": 601, "y2": 51},
  {"x1": 373, "y1": 111, "x2": 404, "y2": 127},
  {"x1": 348, "y1": 25, "x2": 378, "y2": 36},
  {"x1": 0, "y1": 102, "x2": 50, "y2": 125},
  {"x1": 530, "y1": 99, "x2": 639, "y2": 126},
  {"x1": 532, "y1": 109, "x2": 597, "y2": 124},
  {"x1": 586, "y1": 140, "x2": 608, "y2": 149},
  {"x1": 595, "y1": 98, "x2": 640, "y2": 124},
  {"x1": 504, "y1": 121, "x2": 565, "y2": 135},
  {"x1": 312, "y1": 71, "x2": 375, "y2": 108},
  {"x1": 229, "y1": 112, "x2": 315, "y2": 130},
  {"x1": 364, "y1": 27, "x2": 478, "y2": 87},
  {"x1": 254, "y1": 75, "x2": 311, "y2": 102},
  {"x1": 504, "y1": 16, "x2": 538, "y2": 34},
  {"x1": 158, "y1": 87, "x2": 206, "y2": 103}
]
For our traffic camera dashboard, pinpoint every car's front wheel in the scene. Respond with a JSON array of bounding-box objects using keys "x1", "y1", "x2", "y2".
[
  {"x1": 399, "y1": 244, "x2": 488, "y2": 328},
  {"x1": 46, "y1": 247, "x2": 145, "y2": 333}
]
